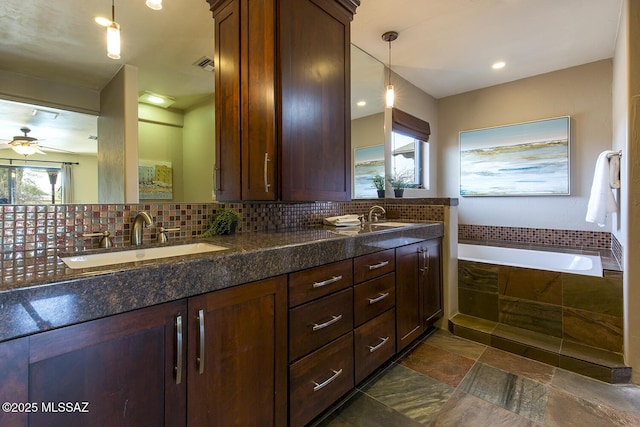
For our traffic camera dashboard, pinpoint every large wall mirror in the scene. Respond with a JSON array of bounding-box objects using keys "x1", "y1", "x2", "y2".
[
  {"x1": 1, "y1": 0, "x2": 402, "y2": 204},
  {"x1": 0, "y1": 0, "x2": 214, "y2": 204}
]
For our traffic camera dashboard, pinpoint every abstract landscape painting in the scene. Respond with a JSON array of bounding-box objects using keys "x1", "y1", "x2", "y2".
[
  {"x1": 460, "y1": 117, "x2": 570, "y2": 196},
  {"x1": 354, "y1": 145, "x2": 384, "y2": 198}
]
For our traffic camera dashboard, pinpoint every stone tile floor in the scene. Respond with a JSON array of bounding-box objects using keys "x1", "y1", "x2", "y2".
[{"x1": 314, "y1": 329, "x2": 640, "y2": 426}]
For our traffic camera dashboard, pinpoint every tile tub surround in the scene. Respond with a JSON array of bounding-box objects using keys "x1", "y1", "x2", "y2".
[
  {"x1": 455, "y1": 243, "x2": 628, "y2": 384},
  {"x1": 0, "y1": 221, "x2": 443, "y2": 343},
  {"x1": 458, "y1": 257, "x2": 624, "y2": 353},
  {"x1": 459, "y1": 224, "x2": 612, "y2": 250}
]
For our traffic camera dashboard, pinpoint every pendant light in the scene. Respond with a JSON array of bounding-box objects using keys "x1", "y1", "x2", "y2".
[
  {"x1": 106, "y1": 0, "x2": 120, "y2": 59},
  {"x1": 381, "y1": 31, "x2": 398, "y2": 108}
]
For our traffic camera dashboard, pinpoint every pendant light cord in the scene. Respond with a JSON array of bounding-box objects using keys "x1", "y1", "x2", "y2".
[
  {"x1": 387, "y1": 39, "x2": 392, "y2": 86},
  {"x1": 112, "y1": 0, "x2": 116, "y2": 22}
]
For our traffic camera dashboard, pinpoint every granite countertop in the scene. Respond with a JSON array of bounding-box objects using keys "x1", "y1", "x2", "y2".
[{"x1": 0, "y1": 221, "x2": 444, "y2": 343}]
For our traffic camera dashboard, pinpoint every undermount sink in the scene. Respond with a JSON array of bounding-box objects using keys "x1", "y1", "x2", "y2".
[
  {"x1": 370, "y1": 221, "x2": 414, "y2": 227},
  {"x1": 60, "y1": 242, "x2": 228, "y2": 269}
]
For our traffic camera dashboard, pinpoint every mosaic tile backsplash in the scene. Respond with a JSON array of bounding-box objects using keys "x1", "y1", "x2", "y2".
[
  {"x1": 0, "y1": 200, "x2": 618, "y2": 258},
  {"x1": 458, "y1": 224, "x2": 612, "y2": 250},
  {"x1": 0, "y1": 200, "x2": 446, "y2": 254}
]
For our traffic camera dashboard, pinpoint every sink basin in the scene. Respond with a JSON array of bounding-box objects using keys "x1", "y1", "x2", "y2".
[{"x1": 60, "y1": 243, "x2": 228, "y2": 269}]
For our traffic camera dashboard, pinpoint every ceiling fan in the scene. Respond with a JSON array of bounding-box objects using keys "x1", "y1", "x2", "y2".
[
  {"x1": 3, "y1": 127, "x2": 73, "y2": 156},
  {"x1": 5, "y1": 127, "x2": 46, "y2": 155}
]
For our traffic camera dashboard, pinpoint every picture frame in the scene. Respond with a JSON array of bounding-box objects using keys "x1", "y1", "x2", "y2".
[
  {"x1": 353, "y1": 145, "x2": 385, "y2": 198},
  {"x1": 139, "y1": 160, "x2": 173, "y2": 200},
  {"x1": 459, "y1": 116, "x2": 570, "y2": 196}
]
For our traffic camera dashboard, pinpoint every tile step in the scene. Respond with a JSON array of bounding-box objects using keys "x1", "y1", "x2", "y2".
[{"x1": 449, "y1": 313, "x2": 631, "y2": 384}]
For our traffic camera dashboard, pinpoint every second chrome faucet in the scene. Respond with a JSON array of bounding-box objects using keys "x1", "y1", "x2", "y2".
[{"x1": 131, "y1": 211, "x2": 153, "y2": 246}]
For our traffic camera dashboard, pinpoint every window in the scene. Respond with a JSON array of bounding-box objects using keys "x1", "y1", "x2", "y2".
[
  {"x1": 391, "y1": 109, "x2": 431, "y2": 189},
  {"x1": 0, "y1": 165, "x2": 62, "y2": 204}
]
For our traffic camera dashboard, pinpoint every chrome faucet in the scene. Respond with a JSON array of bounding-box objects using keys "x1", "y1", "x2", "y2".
[
  {"x1": 368, "y1": 205, "x2": 386, "y2": 223},
  {"x1": 131, "y1": 211, "x2": 153, "y2": 246}
]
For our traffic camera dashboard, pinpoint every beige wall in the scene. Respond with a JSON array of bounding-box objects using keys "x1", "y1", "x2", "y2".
[
  {"x1": 98, "y1": 65, "x2": 139, "y2": 203},
  {"x1": 0, "y1": 69, "x2": 99, "y2": 115},
  {"x1": 183, "y1": 97, "x2": 215, "y2": 202},
  {"x1": 438, "y1": 60, "x2": 613, "y2": 231}
]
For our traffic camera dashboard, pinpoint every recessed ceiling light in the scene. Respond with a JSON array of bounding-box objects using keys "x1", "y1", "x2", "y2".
[
  {"x1": 492, "y1": 61, "x2": 506, "y2": 70},
  {"x1": 138, "y1": 91, "x2": 176, "y2": 108},
  {"x1": 356, "y1": 100, "x2": 367, "y2": 107}
]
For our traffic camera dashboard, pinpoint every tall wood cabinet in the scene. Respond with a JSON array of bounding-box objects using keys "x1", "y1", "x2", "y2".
[
  {"x1": 208, "y1": 0, "x2": 359, "y2": 201},
  {"x1": 396, "y1": 239, "x2": 443, "y2": 352}
]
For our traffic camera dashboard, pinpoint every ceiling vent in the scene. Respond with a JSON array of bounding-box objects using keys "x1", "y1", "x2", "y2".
[{"x1": 193, "y1": 56, "x2": 214, "y2": 72}]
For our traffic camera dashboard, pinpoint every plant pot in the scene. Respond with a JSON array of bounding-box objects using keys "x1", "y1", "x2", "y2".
[
  {"x1": 377, "y1": 190, "x2": 385, "y2": 198},
  {"x1": 394, "y1": 189, "x2": 404, "y2": 198}
]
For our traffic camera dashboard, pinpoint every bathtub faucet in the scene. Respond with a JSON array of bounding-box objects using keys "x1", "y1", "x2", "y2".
[{"x1": 368, "y1": 205, "x2": 386, "y2": 223}]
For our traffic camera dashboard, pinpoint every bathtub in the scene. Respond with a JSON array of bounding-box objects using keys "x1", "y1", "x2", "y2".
[{"x1": 458, "y1": 243, "x2": 603, "y2": 277}]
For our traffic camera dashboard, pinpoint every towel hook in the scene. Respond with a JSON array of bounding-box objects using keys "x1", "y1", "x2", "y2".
[{"x1": 607, "y1": 150, "x2": 622, "y2": 159}]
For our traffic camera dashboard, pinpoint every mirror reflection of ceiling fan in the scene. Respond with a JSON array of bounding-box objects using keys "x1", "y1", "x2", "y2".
[{"x1": 3, "y1": 127, "x2": 73, "y2": 156}]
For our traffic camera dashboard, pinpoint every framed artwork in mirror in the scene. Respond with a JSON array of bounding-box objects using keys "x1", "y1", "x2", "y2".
[
  {"x1": 353, "y1": 145, "x2": 384, "y2": 198},
  {"x1": 139, "y1": 160, "x2": 173, "y2": 200},
  {"x1": 459, "y1": 116, "x2": 570, "y2": 196}
]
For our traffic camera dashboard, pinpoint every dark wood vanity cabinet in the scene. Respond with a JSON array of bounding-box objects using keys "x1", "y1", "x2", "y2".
[
  {"x1": 187, "y1": 276, "x2": 288, "y2": 427},
  {"x1": 396, "y1": 238, "x2": 443, "y2": 352},
  {"x1": 24, "y1": 300, "x2": 187, "y2": 427},
  {"x1": 0, "y1": 277, "x2": 288, "y2": 427},
  {"x1": 209, "y1": 0, "x2": 358, "y2": 201}
]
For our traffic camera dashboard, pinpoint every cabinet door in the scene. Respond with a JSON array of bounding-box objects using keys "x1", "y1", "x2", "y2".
[
  {"x1": 395, "y1": 242, "x2": 423, "y2": 352},
  {"x1": 422, "y1": 239, "x2": 443, "y2": 325},
  {"x1": 214, "y1": 0, "x2": 242, "y2": 201},
  {"x1": 187, "y1": 276, "x2": 287, "y2": 426},
  {"x1": 241, "y1": 0, "x2": 277, "y2": 200},
  {"x1": 0, "y1": 337, "x2": 28, "y2": 427},
  {"x1": 279, "y1": 0, "x2": 352, "y2": 201},
  {"x1": 28, "y1": 300, "x2": 187, "y2": 427}
]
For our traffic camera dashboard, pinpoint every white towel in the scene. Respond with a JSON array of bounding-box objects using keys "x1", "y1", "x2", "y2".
[
  {"x1": 323, "y1": 214, "x2": 361, "y2": 227},
  {"x1": 586, "y1": 151, "x2": 619, "y2": 227}
]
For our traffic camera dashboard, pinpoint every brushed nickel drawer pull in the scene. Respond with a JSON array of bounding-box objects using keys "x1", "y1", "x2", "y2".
[
  {"x1": 313, "y1": 275, "x2": 343, "y2": 288},
  {"x1": 368, "y1": 292, "x2": 390, "y2": 305},
  {"x1": 196, "y1": 309, "x2": 205, "y2": 374},
  {"x1": 368, "y1": 336, "x2": 390, "y2": 353},
  {"x1": 313, "y1": 369, "x2": 343, "y2": 392},
  {"x1": 175, "y1": 315, "x2": 183, "y2": 384},
  {"x1": 312, "y1": 314, "x2": 343, "y2": 331},
  {"x1": 419, "y1": 249, "x2": 430, "y2": 273},
  {"x1": 368, "y1": 260, "x2": 389, "y2": 270}
]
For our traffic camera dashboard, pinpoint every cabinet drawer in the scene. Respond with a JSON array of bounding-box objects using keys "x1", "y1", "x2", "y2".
[
  {"x1": 289, "y1": 288, "x2": 353, "y2": 361},
  {"x1": 289, "y1": 259, "x2": 353, "y2": 307},
  {"x1": 354, "y1": 309, "x2": 396, "y2": 384},
  {"x1": 354, "y1": 273, "x2": 395, "y2": 327},
  {"x1": 354, "y1": 249, "x2": 395, "y2": 283},
  {"x1": 289, "y1": 332, "x2": 354, "y2": 427}
]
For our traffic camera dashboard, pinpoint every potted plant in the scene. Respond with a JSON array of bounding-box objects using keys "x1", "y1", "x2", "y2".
[
  {"x1": 388, "y1": 173, "x2": 408, "y2": 198},
  {"x1": 372, "y1": 174, "x2": 385, "y2": 198},
  {"x1": 200, "y1": 208, "x2": 241, "y2": 237}
]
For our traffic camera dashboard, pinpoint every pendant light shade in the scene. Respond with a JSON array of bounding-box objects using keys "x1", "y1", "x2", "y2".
[
  {"x1": 146, "y1": 0, "x2": 162, "y2": 10},
  {"x1": 385, "y1": 85, "x2": 395, "y2": 109},
  {"x1": 107, "y1": 21, "x2": 121, "y2": 59},
  {"x1": 381, "y1": 31, "x2": 398, "y2": 109}
]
